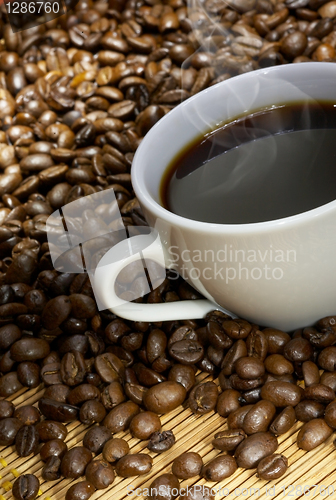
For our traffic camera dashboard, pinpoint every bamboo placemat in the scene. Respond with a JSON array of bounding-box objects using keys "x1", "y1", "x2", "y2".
[{"x1": 1, "y1": 371, "x2": 336, "y2": 500}]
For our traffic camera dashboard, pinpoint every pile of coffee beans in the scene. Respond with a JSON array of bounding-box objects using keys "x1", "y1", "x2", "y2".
[{"x1": 1, "y1": 0, "x2": 336, "y2": 498}]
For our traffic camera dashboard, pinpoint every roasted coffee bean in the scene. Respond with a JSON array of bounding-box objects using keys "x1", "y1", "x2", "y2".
[
  {"x1": 188, "y1": 381, "x2": 218, "y2": 414},
  {"x1": 303, "y1": 383, "x2": 335, "y2": 403},
  {"x1": 168, "y1": 339, "x2": 204, "y2": 365},
  {"x1": 129, "y1": 411, "x2": 162, "y2": 440},
  {"x1": 148, "y1": 473, "x2": 180, "y2": 500},
  {"x1": 297, "y1": 419, "x2": 333, "y2": 450},
  {"x1": 80, "y1": 400, "x2": 107, "y2": 425},
  {"x1": 38, "y1": 398, "x2": 79, "y2": 422},
  {"x1": 42, "y1": 456, "x2": 61, "y2": 481},
  {"x1": 212, "y1": 429, "x2": 247, "y2": 451},
  {"x1": 246, "y1": 330, "x2": 268, "y2": 360},
  {"x1": 227, "y1": 405, "x2": 254, "y2": 430},
  {"x1": 65, "y1": 481, "x2": 96, "y2": 500},
  {"x1": 43, "y1": 384, "x2": 71, "y2": 403},
  {"x1": 265, "y1": 354, "x2": 294, "y2": 375},
  {"x1": 40, "y1": 439, "x2": 68, "y2": 462},
  {"x1": 243, "y1": 400, "x2": 276, "y2": 434},
  {"x1": 318, "y1": 346, "x2": 336, "y2": 371},
  {"x1": 12, "y1": 474, "x2": 40, "y2": 500},
  {"x1": 41, "y1": 295, "x2": 72, "y2": 329},
  {"x1": 263, "y1": 328, "x2": 291, "y2": 354},
  {"x1": 283, "y1": 338, "x2": 313, "y2": 362},
  {"x1": 41, "y1": 362, "x2": 62, "y2": 386},
  {"x1": 216, "y1": 389, "x2": 241, "y2": 417},
  {"x1": 0, "y1": 417, "x2": 23, "y2": 445},
  {"x1": 104, "y1": 401, "x2": 140, "y2": 433},
  {"x1": 206, "y1": 320, "x2": 233, "y2": 350},
  {"x1": 15, "y1": 425, "x2": 39, "y2": 457},
  {"x1": 147, "y1": 430, "x2": 176, "y2": 453},
  {"x1": 235, "y1": 356, "x2": 265, "y2": 379},
  {"x1": 324, "y1": 401, "x2": 336, "y2": 428},
  {"x1": 83, "y1": 425, "x2": 112, "y2": 455},
  {"x1": 36, "y1": 420, "x2": 67, "y2": 441},
  {"x1": 235, "y1": 432, "x2": 278, "y2": 468},
  {"x1": 60, "y1": 351, "x2": 86, "y2": 386},
  {"x1": 17, "y1": 361, "x2": 40, "y2": 388},
  {"x1": 223, "y1": 319, "x2": 252, "y2": 339},
  {"x1": 134, "y1": 363, "x2": 166, "y2": 386},
  {"x1": 168, "y1": 364, "x2": 196, "y2": 392},
  {"x1": 85, "y1": 459, "x2": 115, "y2": 489},
  {"x1": 0, "y1": 371, "x2": 24, "y2": 396},
  {"x1": 221, "y1": 340, "x2": 248, "y2": 376},
  {"x1": 0, "y1": 399, "x2": 14, "y2": 419},
  {"x1": 10, "y1": 337, "x2": 50, "y2": 361},
  {"x1": 257, "y1": 453, "x2": 288, "y2": 480},
  {"x1": 103, "y1": 438, "x2": 130, "y2": 463},
  {"x1": 302, "y1": 360, "x2": 320, "y2": 387},
  {"x1": 67, "y1": 384, "x2": 100, "y2": 406},
  {"x1": 320, "y1": 371, "x2": 336, "y2": 391},
  {"x1": 0, "y1": 323, "x2": 21, "y2": 349},
  {"x1": 101, "y1": 381, "x2": 126, "y2": 409},
  {"x1": 202, "y1": 454, "x2": 237, "y2": 481},
  {"x1": 180, "y1": 485, "x2": 215, "y2": 500},
  {"x1": 261, "y1": 381, "x2": 303, "y2": 406},
  {"x1": 230, "y1": 373, "x2": 265, "y2": 391},
  {"x1": 61, "y1": 447, "x2": 93, "y2": 479},
  {"x1": 116, "y1": 453, "x2": 153, "y2": 477},
  {"x1": 95, "y1": 352, "x2": 125, "y2": 383},
  {"x1": 172, "y1": 452, "x2": 203, "y2": 479},
  {"x1": 295, "y1": 400, "x2": 325, "y2": 422},
  {"x1": 143, "y1": 381, "x2": 186, "y2": 413}
]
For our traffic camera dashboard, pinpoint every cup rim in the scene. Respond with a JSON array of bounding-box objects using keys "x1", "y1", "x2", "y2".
[{"x1": 132, "y1": 62, "x2": 336, "y2": 234}]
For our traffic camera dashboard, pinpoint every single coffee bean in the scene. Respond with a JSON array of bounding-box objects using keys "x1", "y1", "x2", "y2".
[
  {"x1": 230, "y1": 373, "x2": 265, "y2": 391},
  {"x1": 283, "y1": 338, "x2": 313, "y2": 362},
  {"x1": 235, "y1": 432, "x2": 278, "y2": 468},
  {"x1": 38, "y1": 398, "x2": 79, "y2": 422},
  {"x1": 263, "y1": 328, "x2": 291, "y2": 354},
  {"x1": 101, "y1": 381, "x2": 126, "y2": 409},
  {"x1": 212, "y1": 429, "x2": 247, "y2": 451},
  {"x1": 42, "y1": 456, "x2": 61, "y2": 481},
  {"x1": 324, "y1": 401, "x2": 336, "y2": 428},
  {"x1": 295, "y1": 400, "x2": 325, "y2": 422},
  {"x1": 0, "y1": 372, "x2": 23, "y2": 396},
  {"x1": 80, "y1": 400, "x2": 107, "y2": 425},
  {"x1": 246, "y1": 330, "x2": 268, "y2": 360},
  {"x1": 67, "y1": 384, "x2": 100, "y2": 406},
  {"x1": 148, "y1": 473, "x2": 180, "y2": 500},
  {"x1": 0, "y1": 323, "x2": 21, "y2": 349},
  {"x1": 320, "y1": 371, "x2": 336, "y2": 391},
  {"x1": 36, "y1": 420, "x2": 67, "y2": 441},
  {"x1": 172, "y1": 452, "x2": 203, "y2": 479},
  {"x1": 257, "y1": 453, "x2": 288, "y2": 480},
  {"x1": 221, "y1": 339, "x2": 247, "y2": 375},
  {"x1": 41, "y1": 295, "x2": 72, "y2": 329},
  {"x1": 169, "y1": 339, "x2": 204, "y2": 364},
  {"x1": 261, "y1": 381, "x2": 303, "y2": 406},
  {"x1": 14, "y1": 406, "x2": 40, "y2": 426},
  {"x1": 17, "y1": 362, "x2": 40, "y2": 388},
  {"x1": 147, "y1": 430, "x2": 176, "y2": 453},
  {"x1": 60, "y1": 351, "x2": 86, "y2": 386},
  {"x1": 264, "y1": 354, "x2": 294, "y2": 376},
  {"x1": 65, "y1": 481, "x2": 96, "y2": 500},
  {"x1": 302, "y1": 360, "x2": 320, "y2": 387},
  {"x1": 43, "y1": 384, "x2": 71, "y2": 403},
  {"x1": 61, "y1": 446, "x2": 93, "y2": 478},
  {"x1": 202, "y1": 454, "x2": 237, "y2": 481},
  {"x1": 94, "y1": 352, "x2": 125, "y2": 383},
  {"x1": 235, "y1": 356, "x2": 265, "y2": 379},
  {"x1": 0, "y1": 399, "x2": 15, "y2": 419},
  {"x1": 167, "y1": 359, "x2": 195, "y2": 389},
  {"x1": 216, "y1": 389, "x2": 241, "y2": 417},
  {"x1": 318, "y1": 346, "x2": 336, "y2": 371},
  {"x1": 143, "y1": 381, "x2": 186, "y2": 413},
  {"x1": 303, "y1": 383, "x2": 335, "y2": 404},
  {"x1": 103, "y1": 438, "x2": 130, "y2": 463},
  {"x1": 297, "y1": 418, "x2": 333, "y2": 450},
  {"x1": 188, "y1": 381, "x2": 218, "y2": 414},
  {"x1": 10, "y1": 337, "x2": 50, "y2": 361},
  {"x1": 83, "y1": 425, "x2": 112, "y2": 455},
  {"x1": 40, "y1": 439, "x2": 68, "y2": 462},
  {"x1": 103, "y1": 401, "x2": 140, "y2": 433},
  {"x1": 15, "y1": 425, "x2": 39, "y2": 456},
  {"x1": 243, "y1": 400, "x2": 276, "y2": 434},
  {"x1": 206, "y1": 320, "x2": 233, "y2": 350},
  {"x1": 0, "y1": 417, "x2": 23, "y2": 446},
  {"x1": 85, "y1": 459, "x2": 115, "y2": 489},
  {"x1": 129, "y1": 411, "x2": 162, "y2": 440},
  {"x1": 115, "y1": 454, "x2": 153, "y2": 477},
  {"x1": 12, "y1": 474, "x2": 40, "y2": 500}
]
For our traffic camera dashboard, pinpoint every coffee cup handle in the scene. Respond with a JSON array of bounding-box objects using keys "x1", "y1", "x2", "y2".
[{"x1": 93, "y1": 232, "x2": 219, "y2": 322}]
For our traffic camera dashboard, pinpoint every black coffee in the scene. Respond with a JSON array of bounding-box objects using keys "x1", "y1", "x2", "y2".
[{"x1": 161, "y1": 102, "x2": 336, "y2": 224}]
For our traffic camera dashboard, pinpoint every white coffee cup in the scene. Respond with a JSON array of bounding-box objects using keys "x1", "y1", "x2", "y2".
[{"x1": 94, "y1": 62, "x2": 336, "y2": 332}]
